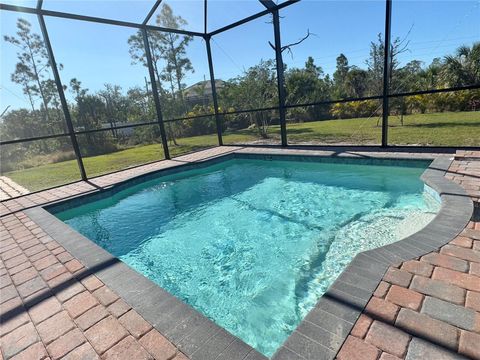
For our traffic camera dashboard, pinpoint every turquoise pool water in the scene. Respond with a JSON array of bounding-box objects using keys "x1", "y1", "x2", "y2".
[{"x1": 55, "y1": 158, "x2": 439, "y2": 356}]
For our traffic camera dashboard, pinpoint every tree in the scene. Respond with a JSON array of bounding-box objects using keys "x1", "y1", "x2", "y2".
[
  {"x1": 127, "y1": 86, "x2": 152, "y2": 120},
  {"x1": 285, "y1": 57, "x2": 331, "y2": 121},
  {"x1": 3, "y1": 18, "x2": 73, "y2": 154},
  {"x1": 99, "y1": 84, "x2": 128, "y2": 136},
  {"x1": 441, "y1": 42, "x2": 480, "y2": 87},
  {"x1": 344, "y1": 67, "x2": 369, "y2": 98},
  {"x1": 128, "y1": 4, "x2": 194, "y2": 145},
  {"x1": 333, "y1": 54, "x2": 350, "y2": 98},
  {"x1": 69, "y1": 78, "x2": 87, "y2": 99},
  {"x1": 385, "y1": 60, "x2": 423, "y2": 125},
  {"x1": 221, "y1": 60, "x2": 278, "y2": 138},
  {"x1": 365, "y1": 32, "x2": 411, "y2": 126},
  {"x1": 155, "y1": 5, "x2": 194, "y2": 145},
  {"x1": 128, "y1": 31, "x2": 164, "y2": 94},
  {"x1": 9, "y1": 62, "x2": 36, "y2": 112},
  {"x1": 4, "y1": 19, "x2": 53, "y2": 121},
  {"x1": 366, "y1": 32, "x2": 410, "y2": 95},
  {"x1": 155, "y1": 5, "x2": 193, "y2": 104},
  {"x1": 66, "y1": 79, "x2": 114, "y2": 155},
  {"x1": 365, "y1": 34, "x2": 386, "y2": 95},
  {"x1": 138, "y1": 6, "x2": 193, "y2": 97},
  {"x1": 418, "y1": 58, "x2": 442, "y2": 90}
]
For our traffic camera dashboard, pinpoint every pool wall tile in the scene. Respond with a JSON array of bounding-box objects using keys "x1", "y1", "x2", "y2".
[{"x1": 25, "y1": 151, "x2": 474, "y2": 360}]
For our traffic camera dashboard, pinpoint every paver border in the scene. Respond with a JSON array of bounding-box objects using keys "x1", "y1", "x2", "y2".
[{"x1": 24, "y1": 151, "x2": 474, "y2": 360}]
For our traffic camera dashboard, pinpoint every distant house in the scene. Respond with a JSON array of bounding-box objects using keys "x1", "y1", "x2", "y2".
[{"x1": 183, "y1": 79, "x2": 225, "y2": 106}]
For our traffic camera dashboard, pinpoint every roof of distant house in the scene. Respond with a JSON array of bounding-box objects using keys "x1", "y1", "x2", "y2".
[{"x1": 184, "y1": 79, "x2": 225, "y2": 98}]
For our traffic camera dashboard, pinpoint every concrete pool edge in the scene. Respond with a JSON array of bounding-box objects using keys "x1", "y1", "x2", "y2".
[{"x1": 23, "y1": 153, "x2": 473, "y2": 360}]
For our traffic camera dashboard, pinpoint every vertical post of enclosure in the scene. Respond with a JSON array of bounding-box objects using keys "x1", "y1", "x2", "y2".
[
  {"x1": 204, "y1": 0, "x2": 208, "y2": 35},
  {"x1": 272, "y1": 9, "x2": 288, "y2": 147},
  {"x1": 205, "y1": 35, "x2": 223, "y2": 146},
  {"x1": 37, "y1": 14, "x2": 87, "y2": 181},
  {"x1": 142, "y1": 28, "x2": 170, "y2": 159},
  {"x1": 381, "y1": 0, "x2": 392, "y2": 147}
]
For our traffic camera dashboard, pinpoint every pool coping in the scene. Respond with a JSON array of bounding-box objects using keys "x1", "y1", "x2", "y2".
[{"x1": 24, "y1": 151, "x2": 474, "y2": 360}]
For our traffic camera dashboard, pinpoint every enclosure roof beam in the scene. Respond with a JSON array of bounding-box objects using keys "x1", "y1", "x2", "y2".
[
  {"x1": 143, "y1": 0, "x2": 162, "y2": 25},
  {"x1": 208, "y1": 0, "x2": 299, "y2": 37},
  {"x1": 259, "y1": 0, "x2": 276, "y2": 10},
  {"x1": 147, "y1": 23, "x2": 200, "y2": 36},
  {"x1": 36, "y1": 0, "x2": 42, "y2": 10},
  {"x1": 0, "y1": 3, "x2": 204, "y2": 37}
]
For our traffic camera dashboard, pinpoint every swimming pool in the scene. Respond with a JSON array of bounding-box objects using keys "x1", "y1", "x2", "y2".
[{"x1": 53, "y1": 157, "x2": 439, "y2": 356}]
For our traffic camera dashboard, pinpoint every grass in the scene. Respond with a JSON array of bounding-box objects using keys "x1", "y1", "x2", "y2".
[
  {"x1": 284, "y1": 111, "x2": 480, "y2": 146},
  {"x1": 4, "y1": 111, "x2": 479, "y2": 192},
  {"x1": 3, "y1": 132, "x2": 253, "y2": 192}
]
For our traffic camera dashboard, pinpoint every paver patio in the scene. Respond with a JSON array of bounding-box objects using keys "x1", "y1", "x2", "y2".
[
  {"x1": 335, "y1": 150, "x2": 480, "y2": 360},
  {"x1": 0, "y1": 211, "x2": 186, "y2": 360},
  {"x1": 1, "y1": 146, "x2": 479, "y2": 360}
]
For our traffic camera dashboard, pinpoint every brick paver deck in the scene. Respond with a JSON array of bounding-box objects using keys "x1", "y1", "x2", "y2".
[
  {"x1": 336, "y1": 151, "x2": 480, "y2": 360},
  {"x1": 0, "y1": 177, "x2": 28, "y2": 202},
  {"x1": 0, "y1": 211, "x2": 187, "y2": 359},
  {"x1": 1, "y1": 146, "x2": 479, "y2": 360}
]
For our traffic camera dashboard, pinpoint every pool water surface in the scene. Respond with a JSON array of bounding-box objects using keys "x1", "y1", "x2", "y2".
[{"x1": 54, "y1": 158, "x2": 439, "y2": 356}]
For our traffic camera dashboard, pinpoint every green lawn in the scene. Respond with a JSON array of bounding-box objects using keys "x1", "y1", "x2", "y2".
[
  {"x1": 5, "y1": 111, "x2": 479, "y2": 192},
  {"x1": 223, "y1": 110, "x2": 480, "y2": 146},
  {"x1": 4, "y1": 132, "x2": 254, "y2": 192},
  {"x1": 284, "y1": 111, "x2": 480, "y2": 145}
]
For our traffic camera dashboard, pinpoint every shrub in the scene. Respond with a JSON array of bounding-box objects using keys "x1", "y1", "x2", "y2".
[{"x1": 331, "y1": 100, "x2": 380, "y2": 119}]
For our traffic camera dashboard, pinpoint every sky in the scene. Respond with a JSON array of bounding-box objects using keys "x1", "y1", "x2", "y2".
[{"x1": 1, "y1": 0, "x2": 479, "y2": 111}]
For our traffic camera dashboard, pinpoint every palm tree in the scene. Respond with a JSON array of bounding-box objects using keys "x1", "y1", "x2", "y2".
[{"x1": 441, "y1": 42, "x2": 480, "y2": 87}]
